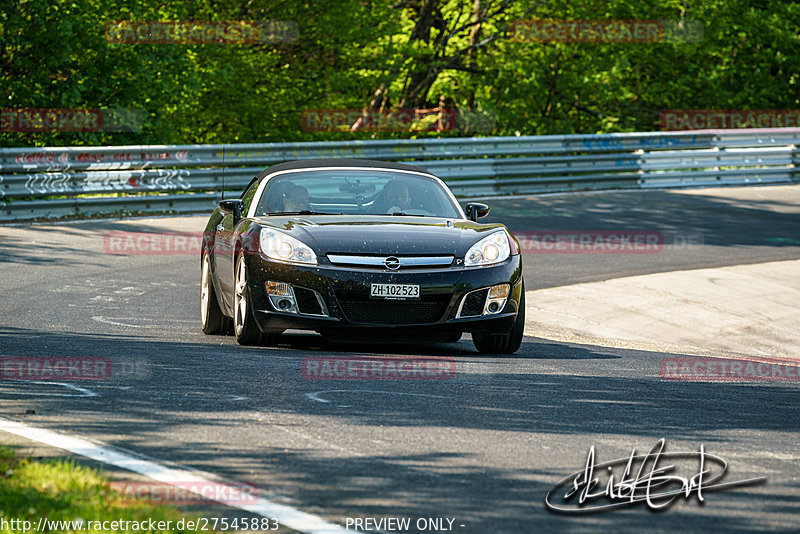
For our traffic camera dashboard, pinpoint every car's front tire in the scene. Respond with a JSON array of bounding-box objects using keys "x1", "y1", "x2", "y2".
[
  {"x1": 201, "y1": 251, "x2": 226, "y2": 335},
  {"x1": 234, "y1": 252, "x2": 262, "y2": 345},
  {"x1": 472, "y1": 284, "x2": 525, "y2": 354},
  {"x1": 261, "y1": 332, "x2": 282, "y2": 346},
  {"x1": 443, "y1": 331, "x2": 463, "y2": 343}
]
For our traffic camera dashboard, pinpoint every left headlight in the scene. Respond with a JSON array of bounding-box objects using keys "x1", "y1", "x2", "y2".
[
  {"x1": 464, "y1": 230, "x2": 511, "y2": 267},
  {"x1": 260, "y1": 229, "x2": 317, "y2": 265}
]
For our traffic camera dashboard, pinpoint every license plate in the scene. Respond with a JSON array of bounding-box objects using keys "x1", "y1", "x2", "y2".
[{"x1": 370, "y1": 283, "x2": 420, "y2": 299}]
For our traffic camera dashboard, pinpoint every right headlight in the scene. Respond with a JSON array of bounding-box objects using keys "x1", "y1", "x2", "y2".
[
  {"x1": 260, "y1": 229, "x2": 317, "y2": 265},
  {"x1": 464, "y1": 230, "x2": 510, "y2": 267}
]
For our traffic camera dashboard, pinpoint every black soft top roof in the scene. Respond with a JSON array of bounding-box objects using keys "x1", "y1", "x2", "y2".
[{"x1": 253, "y1": 158, "x2": 430, "y2": 182}]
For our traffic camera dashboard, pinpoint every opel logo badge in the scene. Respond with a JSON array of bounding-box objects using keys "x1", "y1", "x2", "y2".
[{"x1": 384, "y1": 256, "x2": 401, "y2": 270}]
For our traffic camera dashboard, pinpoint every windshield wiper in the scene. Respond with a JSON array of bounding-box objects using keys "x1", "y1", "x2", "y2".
[
  {"x1": 270, "y1": 210, "x2": 340, "y2": 216},
  {"x1": 388, "y1": 211, "x2": 429, "y2": 217}
]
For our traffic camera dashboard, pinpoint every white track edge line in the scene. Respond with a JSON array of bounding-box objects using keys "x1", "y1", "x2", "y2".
[{"x1": 0, "y1": 418, "x2": 347, "y2": 534}]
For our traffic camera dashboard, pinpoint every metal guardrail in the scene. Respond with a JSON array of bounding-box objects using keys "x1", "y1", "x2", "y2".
[{"x1": 1, "y1": 129, "x2": 798, "y2": 221}]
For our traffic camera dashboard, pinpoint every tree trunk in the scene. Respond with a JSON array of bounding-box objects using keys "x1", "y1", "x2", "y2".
[{"x1": 465, "y1": 0, "x2": 486, "y2": 108}]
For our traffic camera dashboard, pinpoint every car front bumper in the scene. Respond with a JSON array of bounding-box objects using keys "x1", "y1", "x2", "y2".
[{"x1": 244, "y1": 252, "x2": 523, "y2": 340}]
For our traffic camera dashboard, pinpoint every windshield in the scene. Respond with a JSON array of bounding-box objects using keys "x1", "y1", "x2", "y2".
[{"x1": 252, "y1": 170, "x2": 463, "y2": 218}]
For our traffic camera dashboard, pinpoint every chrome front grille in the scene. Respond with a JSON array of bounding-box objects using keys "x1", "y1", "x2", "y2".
[{"x1": 327, "y1": 254, "x2": 454, "y2": 269}]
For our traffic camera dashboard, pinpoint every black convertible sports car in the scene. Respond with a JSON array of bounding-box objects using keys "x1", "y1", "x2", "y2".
[{"x1": 200, "y1": 159, "x2": 525, "y2": 354}]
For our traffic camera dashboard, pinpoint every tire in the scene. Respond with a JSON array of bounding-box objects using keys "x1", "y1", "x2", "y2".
[
  {"x1": 472, "y1": 284, "x2": 525, "y2": 354},
  {"x1": 261, "y1": 332, "x2": 282, "y2": 346},
  {"x1": 234, "y1": 252, "x2": 262, "y2": 346},
  {"x1": 443, "y1": 331, "x2": 463, "y2": 343},
  {"x1": 201, "y1": 251, "x2": 226, "y2": 335}
]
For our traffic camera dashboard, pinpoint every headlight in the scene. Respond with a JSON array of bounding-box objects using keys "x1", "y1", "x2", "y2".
[
  {"x1": 464, "y1": 230, "x2": 510, "y2": 267},
  {"x1": 260, "y1": 229, "x2": 317, "y2": 265}
]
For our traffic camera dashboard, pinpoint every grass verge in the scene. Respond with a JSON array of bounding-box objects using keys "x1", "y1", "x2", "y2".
[{"x1": 0, "y1": 445, "x2": 201, "y2": 533}]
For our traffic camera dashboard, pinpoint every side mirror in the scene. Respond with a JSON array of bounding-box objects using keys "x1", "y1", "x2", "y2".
[
  {"x1": 219, "y1": 199, "x2": 244, "y2": 223},
  {"x1": 465, "y1": 202, "x2": 490, "y2": 222}
]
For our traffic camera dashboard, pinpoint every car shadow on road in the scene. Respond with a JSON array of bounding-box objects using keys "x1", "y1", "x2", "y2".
[
  {"x1": 267, "y1": 332, "x2": 620, "y2": 360},
  {"x1": 0, "y1": 326, "x2": 798, "y2": 532}
]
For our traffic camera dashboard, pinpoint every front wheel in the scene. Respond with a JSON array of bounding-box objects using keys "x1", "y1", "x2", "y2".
[
  {"x1": 472, "y1": 284, "x2": 525, "y2": 354},
  {"x1": 234, "y1": 252, "x2": 262, "y2": 345},
  {"x1": 201, "y1": 251, "x2": 225, "y2": 335},
  {"x1": 442, "y1": 331, "x2": 463, "y2": 343}
]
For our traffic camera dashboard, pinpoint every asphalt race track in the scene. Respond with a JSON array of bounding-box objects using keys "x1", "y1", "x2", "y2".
[{"x1": 1, "y1": 185, "x2": 799, "y2": 533}]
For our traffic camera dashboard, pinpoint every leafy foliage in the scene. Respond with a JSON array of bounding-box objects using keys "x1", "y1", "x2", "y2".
[{"x1": 1, "y1": 0, "x2": 798, "y2": 146}]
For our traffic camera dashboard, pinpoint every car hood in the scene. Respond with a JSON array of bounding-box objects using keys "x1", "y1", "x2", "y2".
[{"x1": 253, "y1": 215, "x2": 506, "y2": 256}]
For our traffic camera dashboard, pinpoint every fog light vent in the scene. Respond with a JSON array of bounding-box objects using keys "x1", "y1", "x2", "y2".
[
  {"x1": 266, "y1": 280, "x2": 297, "y2": 313},
  {"x1": 459, "y1": 289, "x2": 488, "y2": 318},
  {"x1": 484, "y1": 284, "x2": 510, "y2": 315},
  {"x1": 266, "y1": 281, "x2": 292, "y2": 296}
]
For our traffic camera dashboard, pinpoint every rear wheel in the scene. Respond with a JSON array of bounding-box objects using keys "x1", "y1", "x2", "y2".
[
  {"x1": 472, "y1": 284, "x2": 525, "y2": 354},
  {"x1": 201, "y1": 251, "x2": 225, "y2": 335},
  {"x1": 234, "y1": 252, "x2": 262, "y2": 345}
]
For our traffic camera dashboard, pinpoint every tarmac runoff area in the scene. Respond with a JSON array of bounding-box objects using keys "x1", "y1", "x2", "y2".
[{"x1": 524, "y1": 258, "x2": 800, "y2": 361}]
